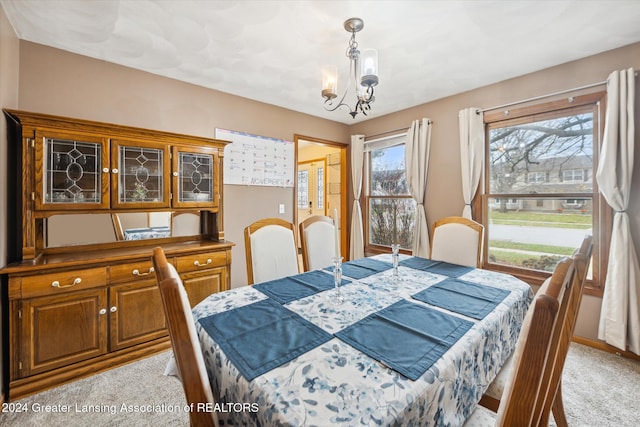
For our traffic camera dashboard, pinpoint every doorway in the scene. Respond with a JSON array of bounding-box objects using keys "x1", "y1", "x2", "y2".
[
  {"x1": 297, "y1": 159, "x2": 327, "y2": 223},
  {"x1": 294, "y1": 135, "x2": 348, "y2": 259}
]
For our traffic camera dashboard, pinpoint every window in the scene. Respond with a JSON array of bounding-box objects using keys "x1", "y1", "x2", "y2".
[
  {"x1": 562, "y1": 169, "x2": 585, "y2": 182},
  {"x1": 297, "y1": 170, "x2": 308, "y2": 209},
  {"x1": 317, "y1": 167, "x2": 324, "y2": 209},
  {"x1": 364, "y1": 135, "x2": 416, "y2": 251},
  {"x1": 563, "y1": 199, "x2": 587, "y2": 209},
  {"x1": 527, "y1": 171, "x2": 546, "y2": 183},
  {"x1": 480, "y1": 92, "x2": 609, "y2": 293}
]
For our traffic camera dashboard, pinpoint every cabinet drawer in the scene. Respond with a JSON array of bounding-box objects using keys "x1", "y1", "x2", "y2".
[
  {"x1": 110, "y1": 260, "x2": 157, "y2": 284},
  {"x1": 175, "y1": 251, "x2": 227, "y2": 273},
  {"x1": 21, "y1": 267, "x2": 107, "y2": 298},
  {"x1": 182, "y1": 266, "x2": 227, "y2": 307}
]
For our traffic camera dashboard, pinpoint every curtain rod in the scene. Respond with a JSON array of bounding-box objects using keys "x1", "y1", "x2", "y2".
[
  {"x1": 364, "y1": 131, "x2": 407, "y2": 144},
  {"x1": 480, "y1": 71, "x2": 639, "y2": 114},
  {"x1": 365, "y1": 126, "x2": 409, "y2": 140},
  {"x1": 365, "y1": 119, "x2": 433, "y2": 140}
]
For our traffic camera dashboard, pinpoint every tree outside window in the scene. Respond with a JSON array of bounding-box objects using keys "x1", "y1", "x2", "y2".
[{"x1": 366, "y1": 142, "x2": 416, "y2": 251}]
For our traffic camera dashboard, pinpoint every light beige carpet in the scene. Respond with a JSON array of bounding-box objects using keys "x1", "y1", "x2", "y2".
[
  {"x1": 559, "y1": 343, "x2": 640, "y2": 427},
  {"x1": 0, "y1": 352, "x2": 188, "y2": 426},
  {"x1": 1, "y1": 342, "x2": 638, "y2": 426}
]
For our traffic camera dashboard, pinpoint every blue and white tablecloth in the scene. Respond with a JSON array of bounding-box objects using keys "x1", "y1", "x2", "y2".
[
  {"x1": 124, "y1": 226, "x2": 170, "y2": 240},
  {"x1": 186, "y1": 254, "x2": 533, "y2": 426}
]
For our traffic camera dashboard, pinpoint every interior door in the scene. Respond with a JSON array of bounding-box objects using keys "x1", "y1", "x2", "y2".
[{"x1": 297, "y1": 160, "x2": 326, "y2": 226}]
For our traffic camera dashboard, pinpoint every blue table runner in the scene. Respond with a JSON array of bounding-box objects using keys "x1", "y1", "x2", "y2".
[
  {"x1": 335, "y1": 299, "x2": 474, "y2": 380},
  {"x1": 198, "y1": 298, "x2": 332, "y2": 381},
  {"x1": 412, "y1": 278, "x2": 511, "y2": 319},
  {"x1": 253, "y1": 270, "x2": 351, "y2": 304},
  {"x1": 327, "y1": 257, "x2": 393, "y2": 279},
  {"x1": 400, "y1": 256, "x2": 474, "y2": 278},
  {"x1": 398, "y1": 257, "x2": 440, "y2": 270}
]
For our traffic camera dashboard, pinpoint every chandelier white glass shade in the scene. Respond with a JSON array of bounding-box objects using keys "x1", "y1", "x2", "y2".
[{"x1": 322, "y1": 18, "x2": 379, "y2": 118}]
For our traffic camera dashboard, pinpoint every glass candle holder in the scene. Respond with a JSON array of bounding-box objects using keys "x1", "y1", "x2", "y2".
[
  {"x1": 391, "y1": 244, "x2": 401, "y2": 282},
  {"x1": 331, "y1": 256, "x2": 345, "y2": 305}
]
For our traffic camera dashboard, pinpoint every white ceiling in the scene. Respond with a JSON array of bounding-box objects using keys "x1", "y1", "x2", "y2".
[{"x1": 2, "y1": 0, "x2": 640, "y2": 124}]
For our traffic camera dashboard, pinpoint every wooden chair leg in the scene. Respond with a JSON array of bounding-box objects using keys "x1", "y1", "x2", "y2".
[
  {"x1": 551, "y1": 381, "x2": 569, "y2": 427},
  {"x1": 479, "y1": 394, "x2": 500, "y2": 413}
]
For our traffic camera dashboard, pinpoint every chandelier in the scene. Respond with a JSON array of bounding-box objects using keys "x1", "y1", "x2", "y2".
[{"x1": 321, "y1": 18, "x2": 379, "y2": 118}]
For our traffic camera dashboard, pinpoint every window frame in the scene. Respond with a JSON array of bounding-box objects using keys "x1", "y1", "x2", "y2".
[
  {"x1": 474, "y1": 92, "x2": 610, "y2": 296},
  {"x1": 363, "y1": 135, "x2": 414, "y2": 255}
]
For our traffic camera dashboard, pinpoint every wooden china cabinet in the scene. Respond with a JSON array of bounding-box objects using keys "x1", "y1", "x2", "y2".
[{"x1": 1, "y1": 110, "x2": 233, "y2": 399}]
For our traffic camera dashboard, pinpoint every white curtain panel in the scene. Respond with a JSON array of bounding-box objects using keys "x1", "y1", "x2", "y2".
[
  {"x1": 350, "y1": 134, "x2": 365, "y2": 260},
  {"x1": 459, "y1": 108, "x2": 485, "y2": 219},
  {"x1": 596, "y1": 67, "x2": 640, "y2": 355},
  {"x1": 405, "y1": 118, "x2": 432, "y2": 257}
]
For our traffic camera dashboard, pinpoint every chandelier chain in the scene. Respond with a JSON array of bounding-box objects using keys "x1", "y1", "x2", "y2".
[{"x1": 347, "y1": 32, "x2": 359, "y2": 59}]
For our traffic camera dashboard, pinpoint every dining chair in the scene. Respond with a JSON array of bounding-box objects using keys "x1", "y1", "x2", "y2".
[
  {"x1": 112, "y1": 212, "x2": 149, "y2": 240},
  {"x1": 148, "y1": 211, "x2": 172, "y2": 228},
  {"x1": 299, "y1": 215, "x2": 336, "y2": 271},
  {"x1": 244, "y1": 217, "x2": 299, "y2": 284},
  {"x1": 479, "y1": 236, "x2": 592, "y2": 426},
  {"x1": 538, "y1": 235, "x2": 593, "y2": 427},
  {"x1": 171, "y1": 210, "x2": 200, "y2": 237},
  {"x1": 465, "y1": 257, "x2": 575, "y2": 426},
  {"x1": 430, "y1": 216, "x2": 484, "y2": 267},
  {"x1": 152, "y1": 247, "x2": 219, "y2": 427}
]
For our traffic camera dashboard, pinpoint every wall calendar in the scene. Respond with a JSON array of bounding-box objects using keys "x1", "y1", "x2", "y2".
[{"x1": 216, "y1": 128, "x2": 294, "y2": 187}]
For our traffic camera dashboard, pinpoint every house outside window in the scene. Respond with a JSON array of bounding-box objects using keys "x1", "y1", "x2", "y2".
[
  {"x1": 479, "y1": 92, "x2": 609, "y2": 294},
  {"x1": 364, "y1": 135, "x2": 416, "y2": 252}
]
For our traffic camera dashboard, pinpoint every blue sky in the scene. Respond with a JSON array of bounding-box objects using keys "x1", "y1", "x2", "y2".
[{"x1": 372, "y1": 145, "x2": 405, "y2": 171}]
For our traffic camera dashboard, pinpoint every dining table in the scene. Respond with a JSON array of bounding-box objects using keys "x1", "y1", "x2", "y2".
[{"x1": 179, "y1": 254, "x2": 533, "y2": 426}]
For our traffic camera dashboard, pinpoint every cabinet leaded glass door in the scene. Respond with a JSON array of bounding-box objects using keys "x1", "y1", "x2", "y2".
[
  {"x1": 173, "y1": 148, "x2": 219, "y2": 208},
  {"x1": 110, "y1": 140, "x2": 170, "y2": 208},
  {"x1": 35, "y1": 130, "x2": 109, "y2": 210}
]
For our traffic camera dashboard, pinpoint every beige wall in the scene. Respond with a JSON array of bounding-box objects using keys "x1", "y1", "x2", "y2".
[
  {"x1": 298, "y1": 142, "x2": 341, "y2": 163},
  {"x1": 16, "y1": 41, "x2": 350, "y2": 287},
  {"x1": 0, "y1": 4, "x2": 19, "y2": 401},
  {"x1": 350, "y1": 42, "x2": 640, "y2": 342},
  {"x1": 0, "y1": 2, "x2": 19, "y2": 264}
]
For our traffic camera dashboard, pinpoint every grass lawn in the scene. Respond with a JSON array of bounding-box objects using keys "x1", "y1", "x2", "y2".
[
  {"x1": 489, "y1": 249, "x2": 535, "y2": 266},
  {"x1": 486, "y1": 210, "x2": 588, "y2": 271},
  {"x1": 489, "y1": 248, "x2": 561, "y2": 272},
  {"x1": 489, "y1": 210, "x2": 592, "y2": 229},
  {"x1": 489, "y1": 240, "x2": 575, "y2": 255}
]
